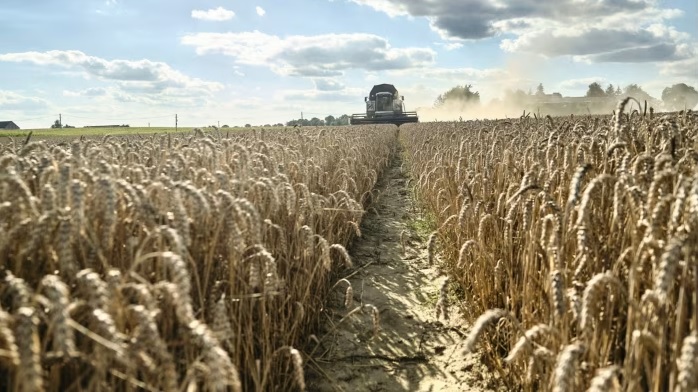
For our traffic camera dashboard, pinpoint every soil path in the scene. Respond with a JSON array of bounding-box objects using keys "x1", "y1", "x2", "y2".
[{"x1": 307, "y1": 141, "x2": 500, "y2": 392}]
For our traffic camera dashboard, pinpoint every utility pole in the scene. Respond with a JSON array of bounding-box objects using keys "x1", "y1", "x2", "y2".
[
  {"x1": 59, "y1": 113, "x2": 62, "y2": 127},
  {"x1": 301, "y1": 111, "x2": 303, "y2": 120},
  {"x1": 175, "y1": 114, "x2": 178, "y2": 131},
  {"x1": 217, "y1": 120, "x2": 220, "y2": 128}
]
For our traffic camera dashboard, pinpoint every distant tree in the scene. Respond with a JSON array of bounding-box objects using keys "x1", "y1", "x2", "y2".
[
  {"x1": 286, "y1": 118, "x2": 310, "y2": 127},
  {"x1": 222, "y1": 124, "x2": 230, "y2": 128},
  {"x1": 586, "y1": 82, "x2": 606, "y2": 97},
  {"x1": 661, "y1": 83, "x2": 698, "y2": 110},
  {"x1": 244, "y1": 124, "x2": 251, "y2": 128},
  {"x1": 263, "y1": 124, "x2": 271, "y2": 127},
  {"x1": 615, "y1": 86, "x2": 622, "y2": 96},
  {"x1": 274, "y1": 123, "x2": 283, "y2": 127},
  {"x1": 63, "y1": 124, "x2": 75, "y2": 128},
  {"x1": 434, "y1": 84, "x2": 480, "y2": 107},
  {"x1": 605, "y1": 84, "x2": 615, "y2": 96},
  {"x1": 287, "y1": 115, "x2": 349, "y2": 127},
  {"x1": 535, "y1": 83, "x2": 545, "y2": 96},
  {"x1": 624, "y1": 84, "x2": 654, "y2": 102},
  {"x1": 51, "y1": 119, "x2": 62, "y2": 129}
]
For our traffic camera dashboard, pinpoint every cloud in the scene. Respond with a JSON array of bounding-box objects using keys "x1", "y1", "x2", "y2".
[
  {"x1": 181, "y1": 31, "x2": 434, "y2": 76},
  {"x1": 232, "y1": 66, "x2": 245, "y2": 77},
  {"x1": 313, "y1": 78, "x2": 346, "y2": 91},
  {"x1": 0, "y1": 91, "x2": 50, "y2": 111},
  {"x1": 579, "y1": 43, "x2": 684, "y2": 63},
  {"x1": 351, "y1": 0, "x2": 656, "y2": 39},
  {"x1": 277, "y1": 87, "x2": 363, "y2": 103},
  {"x1": 0, "y1": 50, "x2": 223, "y2": 94},
  {"x1": 345, "y1": 0, "x2": 410, "y2": 17},
  {"x1": 63, "y1": 87, "x2": 108, "y2": 97},
  {"x1": 350, "y1": 0, "x2": 652, "y2": 38},
  {"x1": 502, "y1": 28, "x2": 690, "y2": 63},
  {"x1": 348, "y1": 0, "x2": 690, "y2": 64},
  {"x1": 191, "y1": 7, "x2": 235, "y2": 21},
  {"x1": 435, "y1": 42, "x2": 463, "y2": 51},
  {"x1": 396, "y1": 66, "x2": 505, "y2": 81},
  {"x1": 502, "y1": 28, "x2": 658, "y2": 56},
  {"x1": 659, "y1": 50, "x2": 698, "y2": 81},
  {"x1": 256, "y1": 6, "x2": 266, "y2": 16}
]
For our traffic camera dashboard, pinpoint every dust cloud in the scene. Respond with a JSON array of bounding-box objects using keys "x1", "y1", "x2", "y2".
[
  {"x1": 416, "y1": 99, "x2": 527, "y2": 122},
  {"x1": 414, "y1": 93, "x2": 654, "y2": 122},
  {"x1": 413, "y1": 52, "x2": 650, "y2": 121}
]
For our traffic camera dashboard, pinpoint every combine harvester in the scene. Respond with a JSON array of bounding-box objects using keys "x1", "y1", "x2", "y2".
[{"x1": 350, "y1": 84, "x2": 419, "y2": 126}]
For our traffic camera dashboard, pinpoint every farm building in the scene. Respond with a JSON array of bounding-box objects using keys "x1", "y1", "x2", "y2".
[{"x1": 0, "y1": 121, "x2": 20, "y2": 130}]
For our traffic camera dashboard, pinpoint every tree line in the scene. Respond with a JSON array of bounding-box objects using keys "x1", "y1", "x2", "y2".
[
  {"x1": 284, "y1": 114, "x2": 351, "y2": 127},
  {"x1": 434, "y1": 82, "x2": 698, "y2": 112}
]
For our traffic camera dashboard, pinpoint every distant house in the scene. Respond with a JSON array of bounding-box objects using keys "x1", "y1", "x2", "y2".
[{"x1": 0, "y1": 121, "x2": 20, "y2": 130}]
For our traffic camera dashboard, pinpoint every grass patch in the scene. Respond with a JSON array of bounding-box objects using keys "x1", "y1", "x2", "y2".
[
  {"x1": 421, "y1": 287, "x2": 440, "y2": 308},
  {"x1": 407, "y1": 212, "x2": 437, "y2": 239}
]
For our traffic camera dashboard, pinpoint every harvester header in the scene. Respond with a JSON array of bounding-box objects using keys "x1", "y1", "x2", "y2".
[{"x1": 350, "y1": 84, "x2": 419, "y2": 126}]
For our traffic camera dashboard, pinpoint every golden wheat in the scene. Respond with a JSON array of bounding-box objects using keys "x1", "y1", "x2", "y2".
[{"x1": 401, "y1": 109, "x2": 698, "y2": 391}]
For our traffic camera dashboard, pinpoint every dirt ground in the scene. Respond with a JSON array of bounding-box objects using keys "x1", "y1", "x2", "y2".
[{"x1": 306, "y1": 145, "x2": 503, "y2": 392}]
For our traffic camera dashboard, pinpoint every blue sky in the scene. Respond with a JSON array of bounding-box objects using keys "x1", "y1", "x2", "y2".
[{"x1": 1, "y1": 0, "x2": 696, "y2": 128}]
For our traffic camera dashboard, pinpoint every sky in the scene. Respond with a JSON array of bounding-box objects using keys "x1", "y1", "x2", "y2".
[{"x1": 1, "y1": 0, "x2": 697, "y2": 128}]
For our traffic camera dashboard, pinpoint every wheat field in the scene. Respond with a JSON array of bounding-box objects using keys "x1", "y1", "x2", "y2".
[
  {"x1": 0, "y1": 126, "x2": 395, "y2": 391},
  {"x1": 1, "y1": 103, "x2": 696, "y2": 391},
  {"x1": 401, "y1": 102, "x2": 698, "y2": 391}
]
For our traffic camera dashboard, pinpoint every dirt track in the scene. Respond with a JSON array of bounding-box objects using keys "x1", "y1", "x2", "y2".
[{"x1": 306, "y1": 141, "x2": 502, "y2": 392}]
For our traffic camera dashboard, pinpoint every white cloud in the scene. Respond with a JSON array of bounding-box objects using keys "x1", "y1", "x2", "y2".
[
  {"x1": 395, "y1": 66, "x2": 504, "y2": 81},
  {"x1": 578, "y1": 43, "x2": 684, "y2": 63},
  {"x1": 0, "y1": 91, "x2": 50, "y2": 111},
  {"x1": 191, "y1": 7, "x2": 235, "y2": 21},
  {"x1": 0, "y1": 50, "x2": 223, "y2": 94},
  {"x1": 256, "y1": 6, "x2": 266, "y2": 16},
  {"x1": 659, "y1": 50, "x2": 698, "y2": 81},
  {"x1": 62, "y1": 87, "x2": 108, "y2": 97},
  {"x1": 313, "y1": 78, "x2": 346, "y2": 91},
  {"x1": 502, "y1": 27, "x2": 691, "y2": 63},
  {"x1": 435, "y1": 42, "x2": 463, "y2": 51},
  {"x1": 0, "y1": 50, "x2": 224, "y2": 113},
  {"x1": 276, "y1": 87, "x2": 364, "y2": 102},
  {"x1": 502, "y1": 28, "x2": 656, "y2": 56},
  {"x1": 348, "y1": 0, "x2": 691, "y2": 64},
  {"x1": 232, "y1": 66, "x2": 245, "y2": 77},
  {"x1": 181, "y1": 31, "x2": 435, "y2": 76},
  {"x1": 349, "y1": 0, "x2": 410, "y2": 18}
]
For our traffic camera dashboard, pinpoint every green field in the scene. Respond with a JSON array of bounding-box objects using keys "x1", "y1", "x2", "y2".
[{"x1": 0, "y1": 126, "x2": 254, "y2": 138}]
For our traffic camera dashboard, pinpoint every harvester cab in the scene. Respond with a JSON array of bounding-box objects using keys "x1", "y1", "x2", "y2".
[{"x1": 350, "y1": 84, "x2": 419, "y2": 126}]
